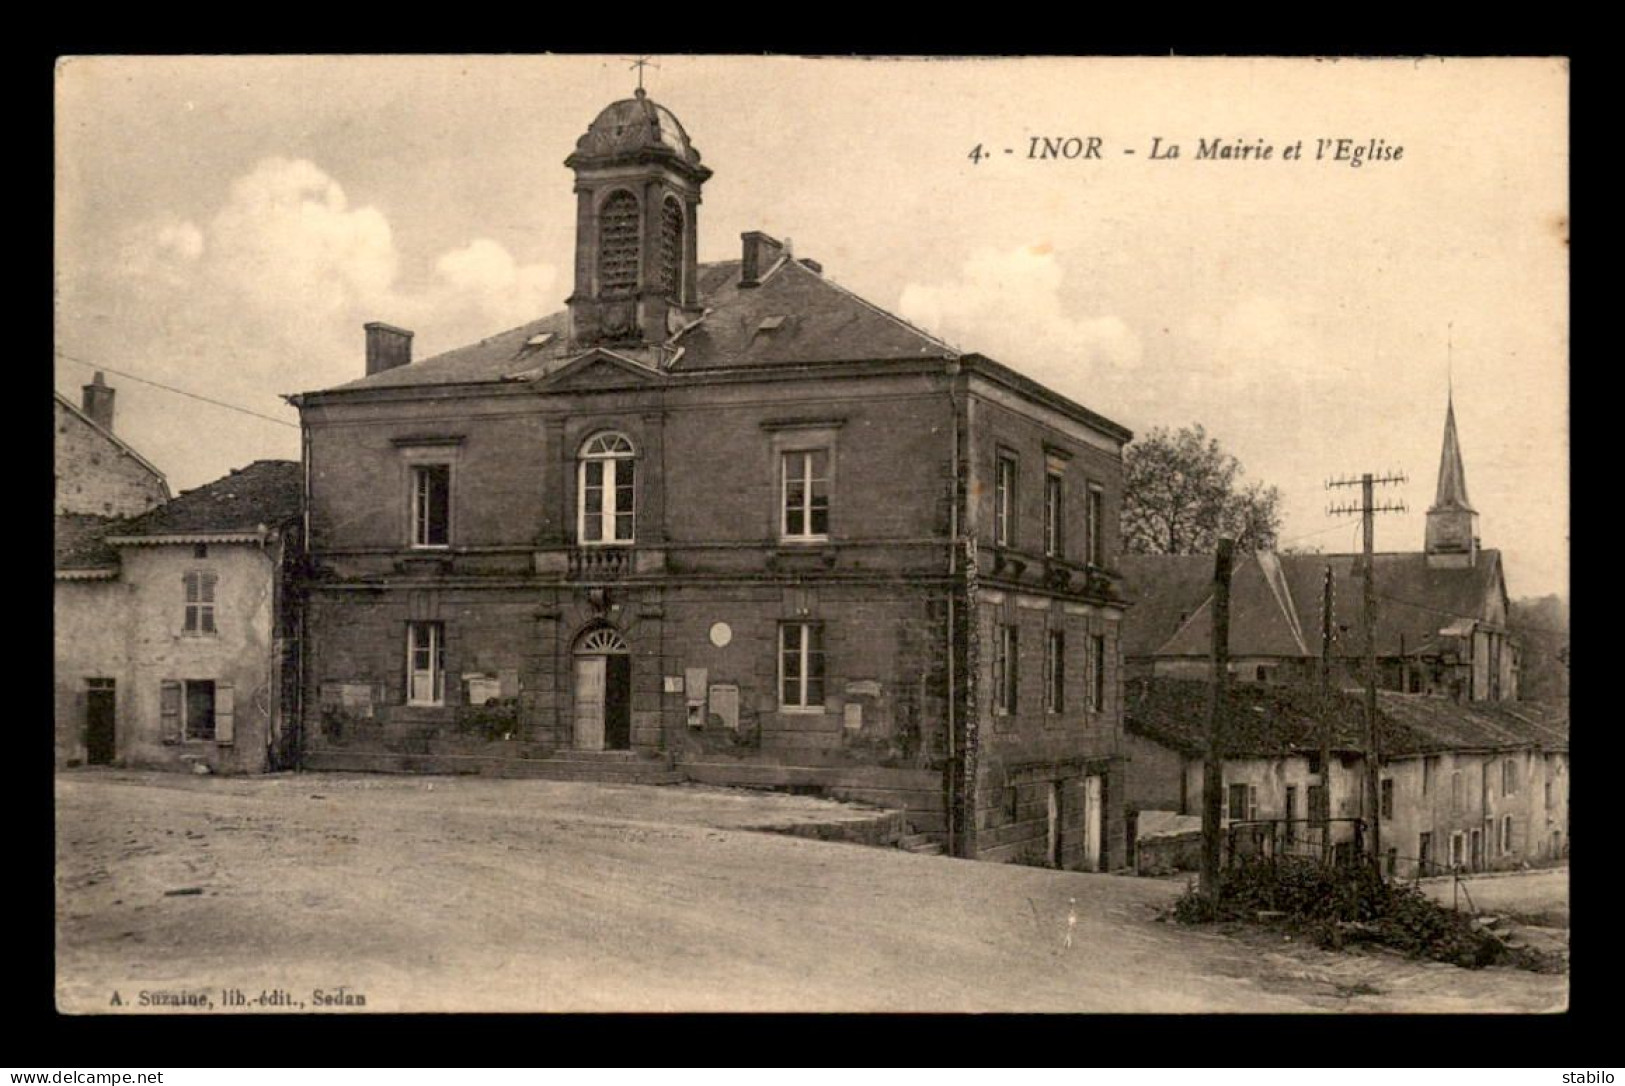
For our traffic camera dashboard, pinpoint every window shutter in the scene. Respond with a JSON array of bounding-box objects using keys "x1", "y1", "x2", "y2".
[
  {"x1": 215, "y1": 683, "x2": 235, "y2": 745},
  {"x1": 160, "y1": 681, "x2": 182, "y2": 743},
  {"x1": 1249, "y1": 785, "x2": 1259, "y2": 821}
]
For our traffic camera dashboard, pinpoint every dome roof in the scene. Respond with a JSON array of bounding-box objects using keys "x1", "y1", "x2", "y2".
[{"x1": 571, "y1": 88, "x2": 703, "y2": 168}]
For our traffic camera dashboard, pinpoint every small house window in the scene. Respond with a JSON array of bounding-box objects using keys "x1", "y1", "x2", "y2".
[
  {"x1": 1451, "y1": 771, "x2": 1463, "y2": 813},
  {"x1": 193, "y1": 543, "x2": 208, "y2": 559},
  {"x1": 779, "y1": 622, "x2": 826, "y2": 709},
  {"x1": 1418, "y1": 832, "x2": 1434, "y2": 873},
  {"x1": 1307, "y1": 784, "x2": 1326, "y2": 827},
  {"x1": 160, "y1": 679, "x2": 234, "y2": 745},
  {"x1": 407, "y1": 621, "x2": 446, "y2": 706},
  {"x1": 412, "y1": 464, "x2": 451, "y2": 548},
  {"x1": 1423, "y1": 755, "x2": 1438, "y2": 795},
  {"x1": 1502, "y1": 758, "x2": 1518, "y2": 795},
  {"x1": 1227, "y1": 783, "x2": 1257, "y2": 821},
  {"x1": 578, "y1": 432, "x2": 636, "y2": 544},
  {"x1": 1380, "y1": 778, "x2": 1394, "y2": 820},
  {"x1": 182, "y1": 571, "x2": 217, "y2": 635},
  {"x1": 1502, "y1": 814, "x2": 1515, "y2": 856}
]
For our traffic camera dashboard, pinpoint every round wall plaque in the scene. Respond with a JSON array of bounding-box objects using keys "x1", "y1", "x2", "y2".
[{"x1": 709, "y1": 622, "x2": 733, "y2": 648}]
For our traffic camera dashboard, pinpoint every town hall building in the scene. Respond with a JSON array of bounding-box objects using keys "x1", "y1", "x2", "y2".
[{"x1": 290, "y1": 88, "x2": 1135, "y2": 868}]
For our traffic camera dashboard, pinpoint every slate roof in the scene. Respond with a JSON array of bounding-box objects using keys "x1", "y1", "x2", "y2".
[
  {"x1": 319, "y1": 256, "x2": 959, "y2": 393},
  {"x1": 113, "y1": 460, "x2": 302, "y2": 539},
  {"x1": 55, "y1": 514, "x2": 122, "y2": 571},
  {"x1": 1124, "y1": 677, "x2": 1568, "y2": 760},
  {"x1": 1120, "y1": 550, "x2": 1509, "y2": 661}
]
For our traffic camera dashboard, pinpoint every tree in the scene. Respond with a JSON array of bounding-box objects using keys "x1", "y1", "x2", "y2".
[{"x1": 1122, "y1": 424, "x2": 1283, "y2": 554}]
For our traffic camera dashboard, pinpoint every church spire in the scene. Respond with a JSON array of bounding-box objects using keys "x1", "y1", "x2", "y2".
[{"x1": 1425, "y1": 389, "x2": 1480, "y2": 566}]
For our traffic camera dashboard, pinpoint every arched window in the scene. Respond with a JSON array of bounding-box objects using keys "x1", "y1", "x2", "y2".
[
  {"x1": 598, "y1": 190, "x2": 640, "y2": 298},
  {"x1": 659, "y1": 196, "x2": 685, "y2": 298},
  {"x1": 578, "y1": 432, "x2": 636, "y2": 544}
]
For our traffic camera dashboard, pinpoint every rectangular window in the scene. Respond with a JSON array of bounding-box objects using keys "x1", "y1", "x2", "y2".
[
  {"x1": 1423, "y1": 755, "x2": 1438, "y2": 796},
  {"x1": 1043, "y1": 471, "x2": 1063, "y2": 557},
  {"x1": 412, "y1": 464, "x2": 451, "y2": 548},
  {"x1": 1450, "y1": 831, "x2": 1466, "y2": 869},
  {"x1": 1451, "y1": 770, "x2": 1463, "y2": 813},
  {"x1": 1227, "y1": 783, "x2": 1256, "y2": 821},
  {"x1": 779, "y1": 622, "x2": 826, "y2": 709},
  {"x1": 164, "y1": 679, "x2": 229, "y2": 742},
  {"x1": 995, "y1": 454, "x2": 1017, "y2": 547},
  {"x1": 1502, "y1": 814, "x2": 1514, "y2": 856},
  {"x1": 1045, "y1": 629, "x2": 1065, "y2": 713},
  {"x1": 1307, "y1": 784, "x2": 1326, "y2": 827},
  {"x1": 580, "y1": 457, "x2": 636, "y2": 544},
  {"x1": 407, "y1": 621, "x2": 446, "y2": 706},
  {"x1": 1418, "y1": 832, "x2": 1433, "y2": 872},
  {"x1": 1503, "y1": 758, "x2": 1518, "y2": 795},
  {"x1": 781, "y1": 449, "x2": 830, "y2": 540},
  {"x1": 1086, "y1": 484, "x2": 1105, "y2": 566},
  {"x1": 1089, "y1": 633, "x2": 1106, "y2": 712},
  {"x1": 992, "y1": 623, "x2": 1018, "y2": 715},
  {"x1": 1284, "y1": 785, "x2": 1298, "y2": 845},
  {"x1": 182, "y1": 571, "x2": 218, "y2": 635},
  {"x1": 1380, "y1": 778, "x2": 1394, "y2": 820}
]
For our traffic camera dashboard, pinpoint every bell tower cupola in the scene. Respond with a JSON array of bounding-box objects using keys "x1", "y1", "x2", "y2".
[{"x1": 565, "y1": 87, "x2": 712, "y2": 349}]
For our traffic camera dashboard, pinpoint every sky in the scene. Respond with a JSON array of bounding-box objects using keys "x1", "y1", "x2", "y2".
[{"x1": 54, "y1": 55, "x2": 1569, "y2": 599}]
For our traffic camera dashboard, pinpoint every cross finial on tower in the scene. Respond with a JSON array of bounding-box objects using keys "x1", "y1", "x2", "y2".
[{"x1": 627, "y1": 55, "x2": 659, "y2": 93}]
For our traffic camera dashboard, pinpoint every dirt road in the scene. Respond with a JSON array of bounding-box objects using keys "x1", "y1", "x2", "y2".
[{"x1": 55, "y1": 771, "x2": 1566, "y2": 1013}]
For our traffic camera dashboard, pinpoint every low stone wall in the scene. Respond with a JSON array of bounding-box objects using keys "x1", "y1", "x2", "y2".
[{"x1": 1136, "y1": 830, "x2": 1203, "y2": 876}]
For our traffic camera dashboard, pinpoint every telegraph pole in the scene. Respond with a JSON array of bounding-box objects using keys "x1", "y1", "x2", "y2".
[
  {"x1": 1319, "y1": 564, "x2": 1334, "y2": 863},
  {"x1": 1327, "y1": 472, "x2": 1406, "y2": 876},
  {"x1": 1201, "y1": 538, "x2": 1234, "y2": 905}
]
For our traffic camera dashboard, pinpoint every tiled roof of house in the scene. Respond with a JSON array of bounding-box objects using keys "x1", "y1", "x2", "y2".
[
  {"x1": 321, "y1": 257, "x2": 959, "y2": 393},
  {"x1": 1124, "y1": 677, "x2": 1567, "y2": 760},
  {"x1": 1120, "y1": 550, "x2": 1508, "y2": 661},
  {"x1": 55, "y1": 513, "x2": 123, "y2": 571},
  {"x1": 113, "y1": 460, "x2": 302, "y2": 538}
]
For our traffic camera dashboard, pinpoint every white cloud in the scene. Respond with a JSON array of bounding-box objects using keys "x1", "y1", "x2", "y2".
[{"x1": 897, "y1": 244, "x2": 1143, "y2": 406}]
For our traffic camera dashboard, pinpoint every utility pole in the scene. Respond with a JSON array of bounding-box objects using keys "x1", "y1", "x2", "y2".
[
  {"x1": 1201, "y1": 538, "x2": 1234, "y2": 905},
  {"x1": 1328, "y1": 472, "x2": 1406, "y2": 876},
  {"x1": 1319, "y1": 564, "x2": 1334, "y2": 863}
]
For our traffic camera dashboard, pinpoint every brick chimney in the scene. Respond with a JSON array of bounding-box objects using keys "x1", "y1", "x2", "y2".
[
  {"x1": 739, "y1": 231, "x2": 785, "y2": 289},
  {"x1": 81, "y1": 371, "x2": 115, "y2": 432},
  {"x1": 364, "y1": 322, "x2": 414, "y2": 376}
]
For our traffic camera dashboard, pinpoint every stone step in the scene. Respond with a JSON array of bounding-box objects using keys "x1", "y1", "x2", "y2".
[
  {"x1": 547, "y1": 749, "x2": 652, "y2": 762},
  {"x1": 302, "y1": 749, "x2": 682, "y2": 785},
  {"x1": 906, "y1": 842, "x2": 946, "y2": 856}
]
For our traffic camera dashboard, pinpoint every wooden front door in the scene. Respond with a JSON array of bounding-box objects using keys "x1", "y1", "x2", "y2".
[
  {"x1": 85, "y1": 679, "x2": 115, "y2": 765},
  {"x1": 603, "y1": 654, "x2": 631, "y2": 750},
  {"x1": 574, "y1": 656, "x2": 606, "y2": 751},
  {"x1": 1082, "y1": 774, "x2": 1103, "y2": 872}
]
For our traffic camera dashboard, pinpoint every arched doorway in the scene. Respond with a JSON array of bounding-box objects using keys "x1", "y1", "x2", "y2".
[{"x1": 573, "y1": 626, "x2": 631, "y2": 751}]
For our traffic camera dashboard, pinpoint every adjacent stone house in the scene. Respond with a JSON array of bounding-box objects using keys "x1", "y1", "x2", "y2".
[
  {"x1": 54, "y1": 460, "x2": 304, "y2": 772},
  {"x1": 1122, "y1": 678, "x2": 1567, "y2": 877},
  {"x1": 289, "y1": 88, "x2": 1134, "y2": 868}
]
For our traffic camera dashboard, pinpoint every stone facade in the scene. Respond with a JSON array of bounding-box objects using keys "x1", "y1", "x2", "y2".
[
  {"x1": 54, "y1": 382, "x2": 169, "y2": 518},
  {"x1": 291, "y1": 87, "x2": 1134, "y2": 868}
]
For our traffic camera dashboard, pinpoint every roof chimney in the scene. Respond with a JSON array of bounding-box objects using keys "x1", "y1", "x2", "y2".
[
  {"x1": 739, "y1": 231, "x2": 784, "y2": 289},
  {"x1": 81, "y1": 371, "x2": 115, "y2": 432},
  {"x1": 364, "y1": 322, "x2": 414, "y2": 376}
]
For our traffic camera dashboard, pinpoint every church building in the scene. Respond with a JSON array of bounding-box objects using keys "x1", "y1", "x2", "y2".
[
  {"x1": 1121, "y1": 393, "x2": 1520, "y2": 703},
  {"x1": 290, "y1": 87, "x2": 1134, "y2": 868}
]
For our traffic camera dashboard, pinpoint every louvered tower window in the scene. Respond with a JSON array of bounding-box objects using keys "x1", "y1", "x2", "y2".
[
  {"x1": 660, "y1": 196, "x2": 685, "y2": 298},
  {"x1": 598, "y1": 190, "x2": 640, "y2": 297}
]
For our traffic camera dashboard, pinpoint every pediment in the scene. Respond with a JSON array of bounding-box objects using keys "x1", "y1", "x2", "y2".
[{"x1": 533, "y1": 349, "x2": 667, "y2": 392}]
